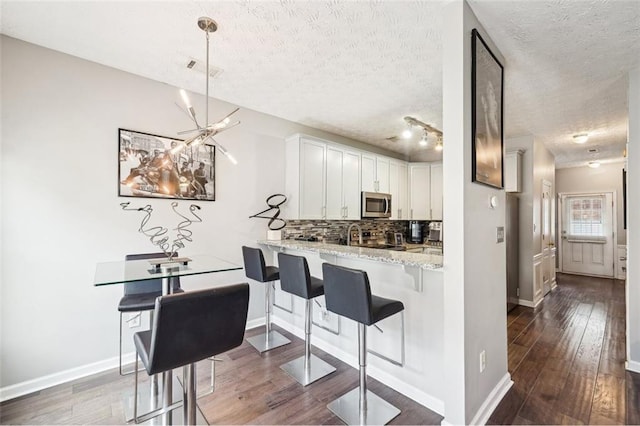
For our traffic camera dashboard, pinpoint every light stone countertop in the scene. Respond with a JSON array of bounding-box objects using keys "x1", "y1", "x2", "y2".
[{"x1": 258, "y1": 240, "x2": 443, "y2": 270}]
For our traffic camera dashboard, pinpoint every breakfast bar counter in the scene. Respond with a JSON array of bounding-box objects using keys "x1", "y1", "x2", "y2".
[
  {"x1": 258, "y1": 239, "x2": 445, "y2": 415},
  {"x1": 257, "y1": 240, "x2": 443, "y2": 270}
]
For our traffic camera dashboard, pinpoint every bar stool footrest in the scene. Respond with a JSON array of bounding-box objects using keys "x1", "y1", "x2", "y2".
[
  {"x1": 327, "y1": 387, "x2": 401, "y2": 426},
  {"x1": 280, "y1": 354, "x2": 336, "y2": 386},
  {"x1": 246, "y1": 330, "x2": 290, "y2": 353}
]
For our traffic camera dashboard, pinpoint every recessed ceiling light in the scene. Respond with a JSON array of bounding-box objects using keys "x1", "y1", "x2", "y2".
[
  {"x1": 588, "y1": 148, "x2": 598, "y2": 153},
  {"x1": 588, "y1": 161, "x2": 600, "y2": 168},
  {"x1": 573, "y1": 133, "x2": 589, "y2": 144}
]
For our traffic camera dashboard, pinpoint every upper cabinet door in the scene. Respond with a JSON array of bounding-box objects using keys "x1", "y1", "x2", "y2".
[
  {"x1": 430, "y1": 163, "x2": 443, "y2": 220},
  {"x1": 299, "y1": 139, "x2": 326, "y2": 219},
  {"x1": 361, "y1": 154, "x2": 376, "y2": 192},
  {"x1": 343, "y1": 150, "x2": 361, "y2": 219},
  {"x1": 325, "y1": 146, "x2": 345, "y2": 219},
  {"x1": 409, "y1": 163, "x2": 431, "y2": 220},
  {"x1": 376, "y1": 157, "x2": 390, "y2": 193},
  {"x1": 389, "y1": 161, "x2": 408, "y2": 220}
]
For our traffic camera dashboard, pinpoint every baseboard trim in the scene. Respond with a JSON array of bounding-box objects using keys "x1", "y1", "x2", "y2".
[
  {"x1": 468, "y1": 372, "x2": 513, "y2": 425},
  {"x1": 271, "y1": 316, "x2": 445, "y2": 415},
  {"x1": 517, "y1": 299, "x2": 541, "y2": 308},
  {"x1": 0, "y1": 355, "x2": 128, "y2": 402},
  {"x1": 626, "y1": 359, "x2": 640, "y2": 373},
  {"x1": 1, "y1": 318, "x2": 267, "y2": 403}
]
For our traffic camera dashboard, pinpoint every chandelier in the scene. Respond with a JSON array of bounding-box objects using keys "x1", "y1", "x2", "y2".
[{"x1": 173, "y1": 17, "x2": 239, "y2": 164}]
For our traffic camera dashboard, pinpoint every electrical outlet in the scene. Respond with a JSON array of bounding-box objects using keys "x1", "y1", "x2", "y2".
[
  {"x1": 128, "y1": 313, "x2": 141, "y2": 328},
  {"x1": 479, "y1": 350, "x2": 486, "y2": 373}
]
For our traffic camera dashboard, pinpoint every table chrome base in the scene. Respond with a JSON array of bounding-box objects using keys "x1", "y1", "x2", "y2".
[
  {"x1": 246, "y1": 331, "x2": 290, "y2": 353},
  {"x1": 280, "y1": 354, "x2": 336, "y2": 386},
  {"x1": 327, "y1": 388, "x2": 401, "y2": 426}
]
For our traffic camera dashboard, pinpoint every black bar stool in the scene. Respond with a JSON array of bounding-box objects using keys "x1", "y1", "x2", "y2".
[
  {"x1": 277, "y1": 253, "x2": 336, "y2": 385},
  {"x1": 242, "y1": 246, "x2": 291, "y2": 352},
  {"x1": 133, "y1": 283, "x2": 249, "y2": 425},
  {"x1": 118, "y1": 252, "x2": 182, "y2": 376},
  {"x1": 322, "y1": 263, "x2": 404, "y2": 425}
]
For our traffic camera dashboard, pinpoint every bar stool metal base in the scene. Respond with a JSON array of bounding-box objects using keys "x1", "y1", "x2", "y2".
[
  {"x1": 327, "y1": 387, "x2": 401, "y2": 426},
  {"x1": 246, "y1": 330, "x2": 290, "y2": 353},
  {"x1": 281, "y1": 354, "x2": 336, "y2": 386}
]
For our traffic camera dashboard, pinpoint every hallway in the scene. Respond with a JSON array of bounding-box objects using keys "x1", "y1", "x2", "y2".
[{"x1": 490, "y1": 272, "x2": 640, "y2": 424}]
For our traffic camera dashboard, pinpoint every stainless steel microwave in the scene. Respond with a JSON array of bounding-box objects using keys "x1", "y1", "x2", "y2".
[{"x1": 361, "y1": 192, "x2": 392, "y2": 218}]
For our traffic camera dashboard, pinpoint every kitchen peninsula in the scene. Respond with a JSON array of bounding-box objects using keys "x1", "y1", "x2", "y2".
[{"x1": 258, "y1": 239, "x2": 445, "y2": 414}]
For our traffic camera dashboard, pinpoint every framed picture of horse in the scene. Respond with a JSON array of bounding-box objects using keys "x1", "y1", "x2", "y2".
[{"x1": 118, "y1": 128, "x2": 216, "y2": 201}]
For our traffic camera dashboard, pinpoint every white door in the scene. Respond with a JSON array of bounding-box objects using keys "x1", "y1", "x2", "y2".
[{"x1": 561, "y1": 192, "x2": 615, "y2": 277}]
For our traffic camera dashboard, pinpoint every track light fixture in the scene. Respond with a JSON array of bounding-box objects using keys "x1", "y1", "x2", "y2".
[{"x1": 403, "y1": 116, "x2": 443, "y2": 150}]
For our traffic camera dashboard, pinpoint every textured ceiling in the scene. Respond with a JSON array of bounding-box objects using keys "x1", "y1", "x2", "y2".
[{"x1": 1, "y1": 0, "x2": 639, "y2": 166}]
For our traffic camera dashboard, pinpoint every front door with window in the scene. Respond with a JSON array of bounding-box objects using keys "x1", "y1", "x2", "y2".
[{"x1": 560, "y1": 192, "x2": 614, "y2": 277}]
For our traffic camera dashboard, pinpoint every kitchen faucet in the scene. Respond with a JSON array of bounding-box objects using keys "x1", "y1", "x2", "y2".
[{"x1": 347, "y1": 223, "x2": 363, "y2": 246}]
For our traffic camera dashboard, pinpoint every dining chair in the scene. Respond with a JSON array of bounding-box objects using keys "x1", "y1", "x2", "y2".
[{"x1": 118, "y1": 252, "x2": 182, "y2": 376}]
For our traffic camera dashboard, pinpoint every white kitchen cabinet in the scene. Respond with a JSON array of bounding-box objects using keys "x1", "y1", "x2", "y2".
[
  {"x1": 389, "y1": 160, "x2": 408, "y2": 220},
  {"x1": 409, "y1": 163, "x2": 431, "y2": 220},
  {"x1": 285, "y1": 134, "x2": 361, "y2": 220},
  {"x1": 505, "y1": 149, "x2": 523, "y2": 193},
  {"x1": 298, "y1": 137, "x2": 326, "y2": 219},
  {"x1": 362, "y1": 154, "x2": 391, "y2": 193},
  {"x1": 327, "y1": 146, "x2": 361, "y2": 219},
  {"x1": 326, "y1": 146, "x2": 344, "y2": 219},
  {"x1": 342, "y1": 150, "x2": 361, "y2": 219},
  {"x1": 430, "y1": 163, "x2": 443, "y2": 220}
]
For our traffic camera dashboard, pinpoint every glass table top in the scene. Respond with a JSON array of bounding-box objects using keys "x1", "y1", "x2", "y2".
[{"x1": 94, "y1": 254, "x2": 242, "y2": 286}]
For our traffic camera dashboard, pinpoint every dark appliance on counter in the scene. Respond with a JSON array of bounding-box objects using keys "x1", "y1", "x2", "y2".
[
  {"x1": 407, "y1": 221, "x2": 426, "y2": 243},
  {"x1": 361, "y1": 191, "x2": 392, "y2": 219}
]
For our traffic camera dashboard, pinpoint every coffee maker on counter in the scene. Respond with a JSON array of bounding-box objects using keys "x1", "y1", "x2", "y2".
[
  {"x1": 426, "y1": 221, "x2": 443, "y2": 248},
  {"x1": 407, "y1": 221, "x2": 425, "y2": 243}
]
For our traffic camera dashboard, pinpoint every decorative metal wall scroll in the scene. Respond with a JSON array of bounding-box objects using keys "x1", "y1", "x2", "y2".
[
  {"x1": 249, "y1": 194, "x2": 287, "y2": 230},
  {"x1": 121, "y1": 201, "x2": 202, "y2": 259}
]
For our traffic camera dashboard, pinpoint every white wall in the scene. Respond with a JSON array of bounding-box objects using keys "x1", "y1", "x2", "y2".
[
  {"x1": 556, "y1": 161, "x2": 627, "y2": 246},
  {"x1": 0, "y1": 36, "x2": 401, "y2": 390},
  {"x1": 442, "y1": 1, "x2": 509, "y2": 424},
  {"x1": 627, "y1": 67, "x2": 640, "y2": 371}
]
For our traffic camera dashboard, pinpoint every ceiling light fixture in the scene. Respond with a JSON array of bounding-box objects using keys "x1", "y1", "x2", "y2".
[
  {"x1": 573, "y1": 133, "x2": 589, "y2": 144},
  {"x1": 174, "y1": 17, "x2": 240, "y2": 165},
  {"x1": 588, "y1": 161, "x2": 600, "y2": 168},
  {"x1": 419, "y1": 130, "x2": 429, "y2": 147},
  {"x1": 403, "y1": 116, "x2": 443, "y2": 150},
  {"x1": 402, "y1": 123, "x2": 413, "y2": 139},
  {"x1": 435, "y1": 136, "x2": 443, "y2": 151}
]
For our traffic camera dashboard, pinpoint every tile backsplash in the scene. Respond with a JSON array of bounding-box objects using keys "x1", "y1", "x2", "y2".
[{"x1": 283, "y1": 220, "x2": 409, "y2": 244}]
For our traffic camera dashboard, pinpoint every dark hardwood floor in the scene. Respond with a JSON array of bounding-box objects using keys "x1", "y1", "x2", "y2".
[
  {"x1": 0, "y1": 324, "x2": 441, "y2": 425},
  {"x1": 489, "y1": 272, "x2": 640, "y2": 425},
  {"x1": 3, "y1": 273, "x2": 639, "y2": 424}
]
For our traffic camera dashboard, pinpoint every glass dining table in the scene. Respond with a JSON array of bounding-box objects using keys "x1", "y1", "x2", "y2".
[{"x1": 94, "y1": 254, "x2": 242, "y2": 425}]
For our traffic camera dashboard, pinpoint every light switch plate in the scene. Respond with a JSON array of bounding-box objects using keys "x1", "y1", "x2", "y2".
[{"x1": 497, "y1": 226, "x2": 505, "y2": 243}]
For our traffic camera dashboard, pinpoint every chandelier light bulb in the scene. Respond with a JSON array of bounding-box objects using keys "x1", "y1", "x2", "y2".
[
  {"x1": 435, "y1": 140, "x2": 443, "y2": 151},
  {"x1": 419, "y1": 131, "x2": 428, "y2": 147},
  {"x1": 402, "y1": 127, "x2": 413, "y2": 139}
]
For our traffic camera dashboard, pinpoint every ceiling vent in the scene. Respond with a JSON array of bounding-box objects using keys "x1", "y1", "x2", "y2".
[{"x1": 185, "y1": 57, "x2": 223, "y2": 78}]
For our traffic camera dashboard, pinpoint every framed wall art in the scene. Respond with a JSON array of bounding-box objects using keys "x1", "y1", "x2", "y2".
[
  {"x1": 471, "y1": 28, "x2": 504, "y2": 189},
  {"x1": 118, "y1": 128, "x2": 216, "y2": 201}
]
